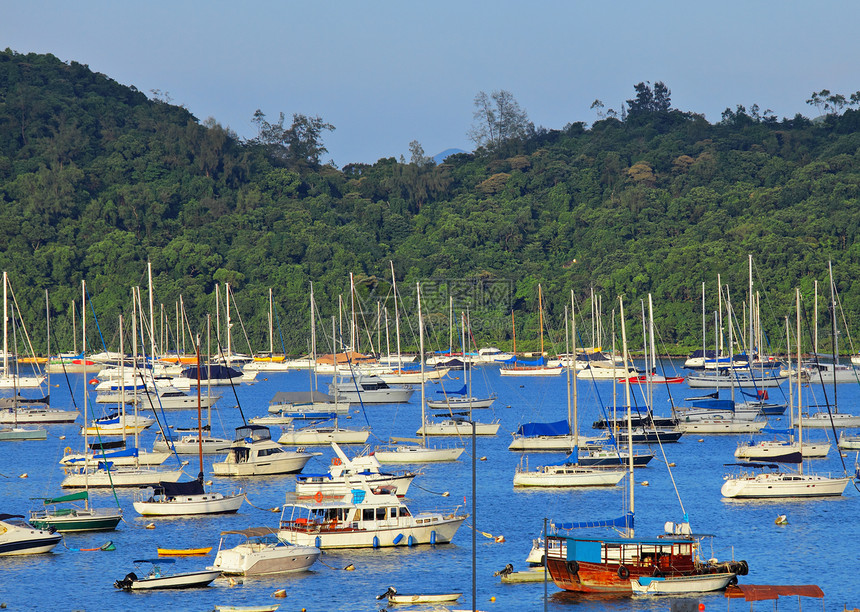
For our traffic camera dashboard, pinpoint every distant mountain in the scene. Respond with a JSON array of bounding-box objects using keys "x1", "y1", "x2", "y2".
[{"x1": 432, "y1": 148, "x2": 466, "y2": 164}]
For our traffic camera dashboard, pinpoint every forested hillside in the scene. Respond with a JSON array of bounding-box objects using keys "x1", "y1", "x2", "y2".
[{"x1": 2, "y1": 49, "x2": 860, "y2": 356}]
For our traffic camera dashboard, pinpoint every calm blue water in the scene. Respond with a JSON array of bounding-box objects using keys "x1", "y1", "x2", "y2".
[{"x1": 1, "y1": 362, "x2": 858, "y2": 611}]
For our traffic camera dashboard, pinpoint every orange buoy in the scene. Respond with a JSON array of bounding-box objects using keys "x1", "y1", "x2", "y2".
[
  {"x1": 88, "y1": 378, "x2": 99, "y2": 385},
  {"x1": 314, "y1": 491, "x2": 323, "y2": 503}
]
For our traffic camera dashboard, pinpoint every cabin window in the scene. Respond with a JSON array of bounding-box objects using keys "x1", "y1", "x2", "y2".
[
  {"x1": 400, "y1": 507, "x2": 411, "y2": 517},
  {"x1": 362, "y1": 508, "x2": 374, "y2": 521},
  {"x1": 376, "y1": 508, "x2": 386, "y2": 520}
]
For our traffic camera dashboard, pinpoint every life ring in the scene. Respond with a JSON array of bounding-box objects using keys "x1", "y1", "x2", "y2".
[
  {"x1": 617, "y1": 565, "x2": 630, "y2": 580},
  {"x1": 331, "y1": 457, "x2": 342, "y2": 466},
  {"x1": 64, "y1": 446, "x2": 73, "y2": 455},
  {"x1": 314, "y1": 491, "x2": 323, "y2": 503},
  {"x1": 566, "y1": 560, "x2": 578, "y2": 574}
]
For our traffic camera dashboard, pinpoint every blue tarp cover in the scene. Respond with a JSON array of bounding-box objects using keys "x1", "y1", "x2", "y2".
[
  {"x1": 554, "y1": 512, "x2": 634, "y2": 531},
  {"x1": 436, "y1": 385, "x2": 467, "y2": 396},
  {"x1": 515, "y1": 419, "x2": 570, "y2": 437},
  {"x1": 688, "y1": 398, "x2": 735, "y2": 411}
]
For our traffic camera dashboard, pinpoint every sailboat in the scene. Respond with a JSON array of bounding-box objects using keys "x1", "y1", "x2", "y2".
[
  {"x1": 133, "y1": 341, "x2": 245, "y2": 516},
  {"x1": 721, "y1": 288, "x2": 852, "y2": 499},
  {"x1": 513, "y1": 302, "x2": 626, "y2": 488},
  {"x1": 0, "y1": 300, "x2": 48, "y2": 441},
  {"x1": 545, "y1": 296, "x2": 748, "y2": 594},
  {"x1": 418, "y1": 312, "x2": 500, "y2": 436},
  {"x1": 373, "y1": 282, "x2": 464, "y2": 463},
  {"x1": 277, "y1": 286, "x2": 370, "y2": 446},
  {"x1": 245, "y1": 288, "x2": 291, "y2": 372},
  {"x1": 62, "y1": 304, "x2": 185, "y2": 488},
  {"x1": 500, "y1": 285, "x2": 562, "y2": 377}
]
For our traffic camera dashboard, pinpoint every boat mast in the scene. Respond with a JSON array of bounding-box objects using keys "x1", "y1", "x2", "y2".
[
  {"x1": 538, "y1": 284, "x2": 544, "y2": 358},
  {"x1": 565, "y1": 304, "x2": 575, "y2": 457},
  {"x1": 570, "y1": 291, "x2": 579, "y2": 458},
  {"x1": 269, "y1": 287, "x2": 274, "y2": 357},
  {"x1": 748, "y1": 254, "x2": 754, "y2": 360},
  {"x1": 196, "y1": 334, "x2": 204, "y2": 480},
  {"x1": 701, "y1": 282, "x2": 706, "y2": 365},
  {"x1": 648, "y1": 294, "x2": 656, "y2": 408},
  {"x1": 796, "y1": 287, "x2": 803, "y2": 476},
  {"x1": 148, "y1": 261, "x2": 156, "y2": 362},
  {"x1": 619, "y1": 295, "x2": 634, "y2": 537},
  {"x1": 390, "y1": 262, "x2": 402, "y2": 369},
  {"x1": 2, "y1": 271, "x2": 6, "y2": 375},
  {"x1": 785, "y1": 316, "x2": 794, "y2": 439},
  {"x1": 310, "y1": 283, "x2": 317, "y2": 390},
  {"x1": 417, "y1": 282, "x2": 425, "y2": 443},
  {"x1": 829, "y1": 261, "x2": 838, "y2": 412},
  {"x1": 225, "y1": 282, "x2": 231, "y2": 364}
]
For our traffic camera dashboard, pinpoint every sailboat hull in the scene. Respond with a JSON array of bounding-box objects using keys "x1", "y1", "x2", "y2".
[
  {"x1": 720, "y1": 473, "x2": 851, "y2": 498},
  {"x1": 133, "y1": 492, "x2": 245, "y2": 516},
  {"x1": 29, "y1": 508, "x2": 122, "y2": 532}
]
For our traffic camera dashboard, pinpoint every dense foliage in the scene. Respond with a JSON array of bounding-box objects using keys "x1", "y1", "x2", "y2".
[{"x1": 2, "y1": 50, "x2": 860, "y2": 357}]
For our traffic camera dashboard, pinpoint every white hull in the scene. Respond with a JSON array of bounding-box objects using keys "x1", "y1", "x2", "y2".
[
  {"x1": 425, "y1": 396, "x2": 496, "y2": 410},
  {"x1": 153, "y1": 435, "x2": 233, "y2": 455},
  {"x1": 295, "y1": 473, "x2": 415, "y2": 498},
  {"x1": 328, "y1": 387, "x2": 414, "y2": 404},
  {"x1": 721, "y1": 472, "x2": 851, "y2": 498},
  {"x1": 62, "y1": 466, "x2": 186, "y2": 488},
  {"x1": 687, "y1": 373, "x2": 784, "y2": 388},
  {"x1": 60, "y1": 449, "x2": 171, "y2": 467},
  {"x1": 0, "y1": 426, "x2": 47, "y2": 440},
  {"x1": 734, "y1": 441, "x2": 830, "y2": 460},
  {"x1": 212, "y1": 453, "x2": 313, "y2": 477},
  {"x1": 377, "y1": 368, "x2": 450, "y2": 384},
  {"x1": 374, "y1": 444, "x2": 464, "y2": 463},
  {"x1": 277, "y1": 427, "x2": 370, "y2": 445},
  {"x1": 0, "y1": 517, "x2": 62, "y2": 555},
  {"x1": 513, "y1": 465, "x2": 625, "y2": 487},
  {"x1": 499, "y1": 366, "x2": 562, "y2": 377},
  {"x1": 838, "y1": 432, "x2": 860, "y2": 450},
  {"x1": 631, "y1": 572, "x2": 735, "y2": 594},
  {"x1": 799, "y1": 413, "x2": 860, "y2": 428},
  {"x1": 417, "y1": 420, "x2": 500, "y2": 436},
  {"x1": 0, "y1": 374, "x2": 46, "y2": 388},
  {"x1": 508, "y1": 435, "x2": 578, "y2": 452},
  {"x1": 124, "y1": 569, "x2": 222, "y2": 590},
  {"x1": 133, "y1": 492, "x2": 245, "y2": 516},
  {"x1": 678, "y1": 420, "x2": 766, "y2": 434},
  {"x1": 279, "y1": 517, "x2": 465, "y2": 549},
  {"x1": 0, "y1": 408, "x2": 78, "y2": 424},
  {"x1": 212, "y1": 543, "x2": 320, "y2": 576}
]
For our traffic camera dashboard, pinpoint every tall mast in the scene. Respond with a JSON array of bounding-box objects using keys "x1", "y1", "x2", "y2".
[
  {"x1": 748, "y1": 254, "x2": 753, "y2": 358},
  {"x1": 2, "y1": 271, "x2": 7, "y2": 374},
  {"x1": 81, "y1": 279, "x2": 86, "y2": 358},
  {"x1": 571, "y1": 291, "x2": 579, "y2": 457},
  {"x1": 619, "y1": 295, "x2": 634, "y2": 537},
  {"x1": 538, "y1": 284, "x2": 544, "y2": 356},
  {"x1": 390, "y1": 262, "x2": 402, "y2": 369},
  {"x1": 796, "y1": 288, "x2": 803, "y2": 475},
  {"x1": 269, "y1": 287, "x2": 274, "y2": 356},
  {"x1": 225, "y1": 282, "x2": 232, "y2": 362},
  {"x1": 417, "y1": 282, "x2": 425, "y2": 444},
  {"x1": 148, "y1": 261, "x2": 156, "y2": 361}
]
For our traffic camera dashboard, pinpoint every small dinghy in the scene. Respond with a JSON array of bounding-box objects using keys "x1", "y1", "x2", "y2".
[
  {"x1": 114, "y1": 558, "x2": 221, "y2": 590},
  {"x1": 630, "y1": 572, "x2": 737, "y2": 594},
  {"x1": 377, "y1": 586, "x2": 462, "y2": 604}
]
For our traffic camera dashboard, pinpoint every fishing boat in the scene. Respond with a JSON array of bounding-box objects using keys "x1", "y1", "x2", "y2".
[
  {"x1": 630, "y1": 572, "x2": 736, "y2": 594},
  {"x1": 0, "y1": 513, "x2": 62, "y2": 555},
  {"x1": 29, "y1": 491, "x2": 122, "y2": 532},
  {"x1": 278, "y1": 486, "x2": 467, "y2": 549},
  {"x1": 210, "y1": 527, "x2": 320, "y2": 575},
  {"x1": 212, "y1": 425, "x2": 316, "y2": 477},
  {"x1": 376, "y1": 586, "x2": 461, "y2": 604},
  {"x1": 114, "y1": 559, "x2": 221, "y2": 590},
  {"x1": 545, "y1": 296, "x2": 749, "y2": 595}
]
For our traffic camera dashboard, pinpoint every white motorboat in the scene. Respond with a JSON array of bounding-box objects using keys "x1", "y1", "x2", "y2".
[
  {"x1": 630, "y1": 572, "x2": 736, "y2": 594},
  {"x1": 211, "y1": 425, "x2": 315, "y2": 477},
  {"x1": 0, "y1": 513, "x2": 62, "y2": 555},
  {"x1": 278, "y1": 486, "x2": 466, "y2": 549},
  {"x1": 114, "y1": 559, "x2": 221, "y2": 590},
  {"x1": 294, "y1": 442, "x2": 416, "y2": 498},
  {"x1": 373, "y1": 441, "x2": 464, "y2": 463},
  {"x1": 139, "y1": 386, "x2": 221, "y2": 411},
  {"x1": 327, "y1": 375, "x2": 414, "y2": 404},
  {"x1": 720, "y1": 465, "x2": 852, "y2": 498},
  {"x1": 210, "y1": 527, "x2": 320, "y2": 576}
]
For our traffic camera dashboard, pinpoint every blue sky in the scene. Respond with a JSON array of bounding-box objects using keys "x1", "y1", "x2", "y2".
[{"x1": 3, "y1": 1, "x2": 859, "y2": 166}]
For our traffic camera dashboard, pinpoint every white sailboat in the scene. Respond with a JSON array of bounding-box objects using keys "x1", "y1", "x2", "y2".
[
  {"x1": 374, "y1": 283, "x2": 464, "y2": 463},
  {"x1": 500, "y1": 286, "x2": 562, "y2": 377},
  {"x1": 721, "y1": 289, "x2": 852, "y2": 499},
  {"x1": 513, "y1": 298, "x2": 625, "y2": 488},
  {"x1": 133, "y1": 341, "x2": 244, "y2": 516},
  {"x1": 0, "y1": 272, "x2": 46, "y2": 389}
]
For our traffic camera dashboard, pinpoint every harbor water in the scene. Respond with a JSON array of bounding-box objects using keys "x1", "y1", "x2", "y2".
[{"x1": 1, "y1": 362, "x2": 858, "y2": 611}]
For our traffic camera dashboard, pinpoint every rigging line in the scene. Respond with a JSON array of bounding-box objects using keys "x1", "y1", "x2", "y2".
[
  {"x1": 214, "y1": 339, "x2": 247, "y2": 426},
  {"x1": 83, "y1": 283, "x2": 109, "y2": 354}
]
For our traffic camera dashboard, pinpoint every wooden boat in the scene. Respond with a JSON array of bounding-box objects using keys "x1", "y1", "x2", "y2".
[
  {"x1": 377, "y1": 586, "x2": 461, "y2": 604},
  {"x1": 630, "y1": 572, "x2": 736, "y2": 594},
  {"x1": 157, "y1": 547, "x2": 213, "y2": 556},
  {"x1": 114, "y1": 559, "x2": 221, "y2": 590}
]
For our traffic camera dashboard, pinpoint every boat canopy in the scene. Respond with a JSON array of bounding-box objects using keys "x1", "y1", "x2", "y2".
[
  {"x1": 41, "y1": 491, "x2": 88, "y2": 505},
  {"x1": 687, "y1": 349, "x2": 717, "y2": 359},
  {"x1": 436, "y1": 385, "x2": 467, "y2": 396},
  {"x1": 66, "y1": 447, "x2": 139, "y2": 463},
  {"x1": 156, "y1": 478, "x2": 205, "y2": 497},
  {"x1": 553, "y1": 512, "x2": 634, "y2": 531},
  {"x1": 509, "y1": 356, "x2": 547, "y2": 366},
  {"x1": 515, "y1": 420, "x2": 570, "y2": 437},
  {"x1": 179, "y1": 364, "x2": 241, "y2": 380},
  {"x1": 686, "y1": 398, "x2": 735, "y2": 411}
]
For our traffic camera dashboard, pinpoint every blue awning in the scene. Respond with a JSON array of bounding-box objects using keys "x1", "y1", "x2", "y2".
[{"x1": 515, "y1": 420, "x2": 570, "y2": 437}]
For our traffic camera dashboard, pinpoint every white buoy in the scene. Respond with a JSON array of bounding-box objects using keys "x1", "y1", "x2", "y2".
[{"x1": 775, "y1": 514, "x2": 788, "y2": 525}]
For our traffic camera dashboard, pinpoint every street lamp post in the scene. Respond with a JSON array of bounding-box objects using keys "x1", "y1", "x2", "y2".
[{"x1": 455, "y1": 415, "x2": 477, "y2": 612}]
